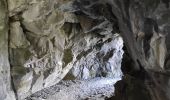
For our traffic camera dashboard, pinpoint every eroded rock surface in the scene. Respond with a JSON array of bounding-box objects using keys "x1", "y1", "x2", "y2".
[
  {"x1": 7, "y1": 0, "x2": 124, "y2": 99},
  {"x1": 0, "y1": 0, "x2": 16, "y2": 100},
  {"x1": 0, "y1": 0, "x2": 170, "y2": 100},
  {"x1": 26, "y1": 77, "x2": 120, "y2": 100}
]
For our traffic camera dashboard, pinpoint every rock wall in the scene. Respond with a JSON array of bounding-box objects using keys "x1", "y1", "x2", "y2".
[
  {"x1": 108, "y1": 0, "x2": 170, "y2": 100},
  {"x1": 0, "y1": 0, "x2": 170, "y2": 100},
  {"x1": 72, "y1": 0, "x2": 170, "y2": 100},
  {"x1": 7, "y1": 0, "x2": 124, "y2": 99},
  {"x1": 0, "y1": 0, "x2": 16, "y2": 100}
]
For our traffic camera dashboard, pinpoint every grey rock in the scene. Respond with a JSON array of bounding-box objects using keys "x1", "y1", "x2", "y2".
[
  {"x1": 0, "y1": 0, "x2": 16, "y2": 100},
  {"x1": 7, "y1": 0, "x2": 124, "y2": 99},
  {"x1": 25, "y1": 77, "x2": 120, "y2": 100},
  {"x1": 72, "y1": 0, "x2": 170, "y2": 100},
  {"x1": 0, "y1": 0, "x2": 169, "y2": 100}
]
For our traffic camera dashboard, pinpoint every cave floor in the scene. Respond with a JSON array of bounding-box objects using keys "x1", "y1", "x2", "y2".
[{"x1": 25, "y1": 77, "x2": 121, "y2": 100}]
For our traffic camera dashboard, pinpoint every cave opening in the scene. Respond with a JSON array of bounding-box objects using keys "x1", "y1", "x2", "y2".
[{"x1": 0, "y1": 0, "x2": 170, "y2": 100}]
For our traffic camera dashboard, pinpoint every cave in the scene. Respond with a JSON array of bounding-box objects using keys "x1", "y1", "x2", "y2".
[{"x1": 0, "y1": 0, "x2": 170, "y2": 100}]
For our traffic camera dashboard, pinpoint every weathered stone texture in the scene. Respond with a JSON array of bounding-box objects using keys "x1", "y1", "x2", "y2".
[
  {"x1": 7, "y1": 0, "x2": 124, "y2": 99},
  {"x1": 0, "y1": 0, "x2": 15, "y2": 100},
  {"x1": 0, "y1": 0, "x2": 169, "y2": 100}
]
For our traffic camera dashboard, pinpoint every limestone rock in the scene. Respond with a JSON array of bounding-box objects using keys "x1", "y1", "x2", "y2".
[
  {"x1": 10, "y1": 21, "x2": 30, "y2": 48},
  {"x1": 26, "y1": 77, "x2": 120, "y2": 100},
  {"x1": 0, "y1": 0, "x2": 16, "y2": 100},
  {"x1": 7, "y1": 0, "x2": 124, "y2": 99},
  {"x1": 72, "y1": 0, "x2": 170, "y2": 100},
  {"x1": 0, "y1": 0, "x2": 170, "y2": 100},
  {"x1": 7, "y1": 0, "x2": 27, "y2": 16}
]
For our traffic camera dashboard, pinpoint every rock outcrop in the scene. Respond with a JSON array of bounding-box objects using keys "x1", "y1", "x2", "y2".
[
  {"x1": 7, "y1": 0, "x2": 124, "y2": 99},
  {"x1": 0, "y1": 0, "x2": 16, "y2": 100},
  {"x1": 0, "y1": 0, "x2": 170, "y2": 100},
  {"x1": 69, "y1": 0, "x2": 170, "y2": 99}
]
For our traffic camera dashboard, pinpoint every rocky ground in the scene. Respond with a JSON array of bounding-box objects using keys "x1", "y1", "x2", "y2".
[{"x1": 25, "y1": 77, "x2": 120, "y2": 100}]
